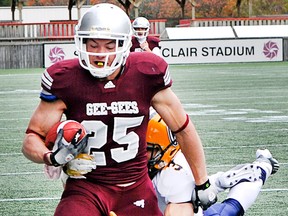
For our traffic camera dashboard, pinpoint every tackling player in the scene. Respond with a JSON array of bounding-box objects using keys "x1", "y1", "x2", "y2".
[
  {"x1": 22, "y1": 3, "x2": 216, "y2": 216},
  {"x1": 130, "y1": 16, "x2": 161, "y2": 56},
  {"x1": 149, "y1": 113, "x2": 279, "y2": 216}
]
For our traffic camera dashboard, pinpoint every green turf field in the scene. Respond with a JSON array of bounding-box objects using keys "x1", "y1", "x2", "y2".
[{"x1": 0, "y1": 62, "x2": 287, "y2": 215}]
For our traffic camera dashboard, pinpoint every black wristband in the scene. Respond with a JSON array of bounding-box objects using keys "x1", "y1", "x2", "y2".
[
  {"x1": 195, "y1": 179, "x2": 211, "y2": 190},
  {"x1": 49, "y1": 153, "x2": 60, "y2": 167}
]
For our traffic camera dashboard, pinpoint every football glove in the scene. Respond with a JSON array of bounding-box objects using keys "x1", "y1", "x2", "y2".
[
  {"x1": 192, "y1": 179, "x2": 218, "y2": 213},
  {"x1": 50, "y1": 129, "x2": 89, "y2": 167},
  {"x1": 64, "y1": 153, "x2": 96, "y2": 179}
]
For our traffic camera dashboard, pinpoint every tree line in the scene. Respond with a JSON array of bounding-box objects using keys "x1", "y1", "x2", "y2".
[{"x1": 2, "y1": 0, "x2": 288, "y2": 20}]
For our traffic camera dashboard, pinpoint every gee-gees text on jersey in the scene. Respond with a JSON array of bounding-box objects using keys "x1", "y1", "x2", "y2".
[{"x1": 86, "y1": 101, "x2": 139, "y2": 116}]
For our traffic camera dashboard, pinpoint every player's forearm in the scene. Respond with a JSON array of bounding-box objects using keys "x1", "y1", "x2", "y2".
[
  {"x1": 22, "y1": 133, "x2": 49, "y2": 164},
  {"x1": 176, "y1": 122, "x2": 208, "y2": 185}
]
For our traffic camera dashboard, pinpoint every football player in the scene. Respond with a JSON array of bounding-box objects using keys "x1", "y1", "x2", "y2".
[
  {"x1": 130, "y1": 16, "x2": 161, "y2": 56},
  {"x1": 22, "y1": 3, "x2": 216, "y2": 216},
  {"x1": 146, "y1": 113, "x2": 279, "y2": 216},
  {"x1": 62, "y1": 112, "x2": 279, "y2": 216}
]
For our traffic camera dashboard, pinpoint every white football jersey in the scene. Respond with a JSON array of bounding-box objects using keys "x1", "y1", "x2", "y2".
[{"x1": 152, "y1": 151, "x2": 195, "y2": 212}]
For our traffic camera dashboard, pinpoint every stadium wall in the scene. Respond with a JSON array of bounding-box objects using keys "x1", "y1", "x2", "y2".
[{"x1": 0, "y1": 42, "x2": 43, "y2": 69}]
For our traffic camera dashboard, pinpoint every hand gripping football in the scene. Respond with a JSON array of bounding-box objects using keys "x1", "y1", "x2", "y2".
[{"x1": 45, "y1": 120, "x2": 87, "y2": 150}]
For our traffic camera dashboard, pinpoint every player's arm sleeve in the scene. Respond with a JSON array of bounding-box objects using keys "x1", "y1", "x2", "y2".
[
  {"x1": 147, "y1": 54, "x2": 172, "y2": 91},
  {"x1": 152, "y1": 63, "x2": 172, "y2": 95},
  {"x1": 40, "y1": 60, "x2": 74, "y2": 103},
  {"x1": 40, "y1": 69, "x2": 58, "y2": 102},
  {"x1": 133, "y1": 52, "x2": 172, "y2": 99}
]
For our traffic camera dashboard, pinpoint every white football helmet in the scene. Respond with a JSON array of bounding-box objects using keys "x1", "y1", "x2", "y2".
[
  {"x1": 74, "y1": 3, "x2": 132, "y2": 78},
  {"x1": 132, "y1": 17, "x2": 150, "y2": 41}
]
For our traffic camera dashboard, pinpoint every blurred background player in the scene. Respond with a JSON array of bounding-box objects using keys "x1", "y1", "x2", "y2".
[{"x1": 130, "y1": 16, "x2": 161, "y2": 56}]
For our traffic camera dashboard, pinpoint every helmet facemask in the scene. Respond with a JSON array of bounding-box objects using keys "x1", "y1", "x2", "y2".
[
  {"x1": 75, "y1": 33, "x2": 131, "y2": 78},
  {"x1": 133, "y1": 28, "x2": 149, "y2": 43},
  {"x1": 147, "y1": 143, "x2": 162, "y2": 168},
  {"x1": 74, "y1": 3, "x2": 132, "y2": 78}
]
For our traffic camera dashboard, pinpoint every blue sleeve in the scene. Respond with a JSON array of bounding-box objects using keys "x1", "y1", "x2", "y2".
[{"x1": 203, "y1": 198, "x2": 244, "y2": 216}]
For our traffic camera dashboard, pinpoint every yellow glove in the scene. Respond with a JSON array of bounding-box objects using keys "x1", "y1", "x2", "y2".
[{"x1": 64, "y1": 153, "x2": 96, "y2": 179}]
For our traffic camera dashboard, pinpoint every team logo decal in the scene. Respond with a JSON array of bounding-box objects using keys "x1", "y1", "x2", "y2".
[
  {"x1": 48, "y1": 46, "x2": 66, "y2": 63},
  {"x1": 133, "y1": 199, "x2": 145, "y2": 208},
  {"x1": 263, "y1": 41, "x2": 279, "y2": 59}
]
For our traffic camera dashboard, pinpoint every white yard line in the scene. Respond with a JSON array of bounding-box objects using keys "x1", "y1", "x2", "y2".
[
  {"x1": 0, "y1": 171, "x2": 44, "y2": 176},
  {"x1": 0, "y1": 197, "x2": 60, "y2": 202}
]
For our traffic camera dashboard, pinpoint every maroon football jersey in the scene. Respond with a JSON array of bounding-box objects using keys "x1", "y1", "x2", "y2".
[
  {"x1": 41, "y1": 52, "x2": 172, "y2": 185},
  {"x1": 130, "y1": 36, "x2": 160, "y2": 52}
]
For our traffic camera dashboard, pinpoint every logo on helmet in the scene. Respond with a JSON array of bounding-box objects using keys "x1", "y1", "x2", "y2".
[{"x1": 90, "y1": 26, "x2": 111, "y2": 32}]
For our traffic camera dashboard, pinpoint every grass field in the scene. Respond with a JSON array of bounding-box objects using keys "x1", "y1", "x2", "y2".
[{"x1": 0, "y1": 62, "x2": 287, "y2": 215}]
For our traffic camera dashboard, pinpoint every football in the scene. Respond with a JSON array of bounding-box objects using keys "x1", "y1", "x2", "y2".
[{"x1": 45, "y1": 120, "x2": 87, "y2": 150}]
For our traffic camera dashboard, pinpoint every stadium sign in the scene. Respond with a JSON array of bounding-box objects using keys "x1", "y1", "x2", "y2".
[
  {"x1": 160, "y1": 38, "x2": 283, "y2": 64},
  {"x1": 44, "y1": 38, "x2": 283, "y2": 67},
  {"x1": 44, "y1": 43, "x2": 76, "y2": 68}
]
